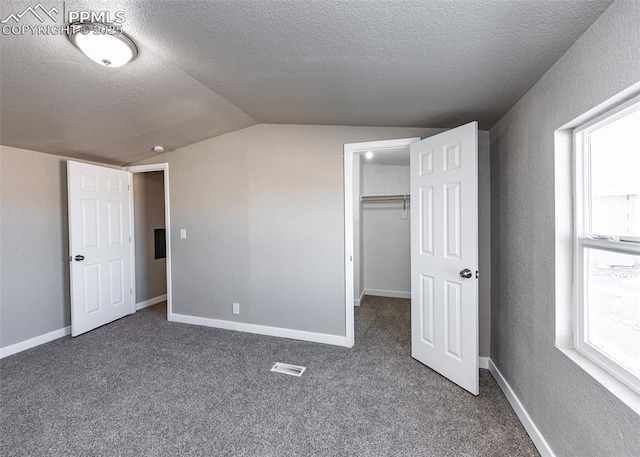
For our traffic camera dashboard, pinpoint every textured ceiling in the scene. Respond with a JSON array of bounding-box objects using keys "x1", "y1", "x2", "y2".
[{"x1": 0, "y1": 0, "x2": 612, "y2": 164}]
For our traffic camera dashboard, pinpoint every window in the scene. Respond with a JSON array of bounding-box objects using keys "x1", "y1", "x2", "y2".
[{"x1": 573, "y1": 96, "x2": 640, "y2": 393}]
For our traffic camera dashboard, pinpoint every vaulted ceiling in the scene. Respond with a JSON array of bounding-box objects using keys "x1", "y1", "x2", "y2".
[{"x1": 0, "y1": 0, "x2": 612, "y2": 164}]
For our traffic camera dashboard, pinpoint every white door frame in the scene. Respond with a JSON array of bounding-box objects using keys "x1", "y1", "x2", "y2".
[
  {"x1": 343, "y1": 137, "x2": 420, "y2": 347},
  {"x1": 124, "y1": 163, "x2": 173, "y2": 318}
]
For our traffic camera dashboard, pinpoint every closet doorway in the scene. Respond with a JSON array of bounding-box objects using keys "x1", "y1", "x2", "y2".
[
  {"x1": 344, "y1": 123, "x2": 480, "y2": 395},
  {"x1": 354, "y1": 147, "x2": 412, "y2": 305},
  {"x1": 344, "y1": 137, "x2": 419, "y2": 348}
]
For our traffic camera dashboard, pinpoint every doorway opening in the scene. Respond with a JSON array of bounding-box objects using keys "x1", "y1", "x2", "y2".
[
  {"x1": 350, "y1": 142, "x2": 414, "y2": 356},
  {"x1": 344, "y1": 138, "x2": 420, "y2": 347},
  {"x1": 126, "y1": 164, "x2": 172, "y2": 319},
  {"x1": 354, "y1": 146, "x2": 412, "y2": 305}
]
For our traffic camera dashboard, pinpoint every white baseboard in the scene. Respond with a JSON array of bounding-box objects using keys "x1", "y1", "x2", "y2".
[
  {"x1": 479, "y1": 356, "x2": 490, "y2": 369},
  {"x1": 364, "y1": 289, "x2": 411, "y2": 299},
  {"x1": 136, "y1": 294, "x2": 167, "y2": 310},
  {"x1": 168, "y1": 312, "x2": 349, "y2": 347},
  {"x1": 0, "y1": 326, "x2": 71, "y2": 359},
  {"x1": 488, "y1": 359, "x2": 555, "y2": 457},
  {"x1": 354, "y1": 289, "x2": 366, "y2": 306}
]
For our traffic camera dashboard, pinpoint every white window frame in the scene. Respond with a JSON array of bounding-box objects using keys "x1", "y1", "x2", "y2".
[{"x1": 572, "y1": 94, "x2": 640, "y2": 394}]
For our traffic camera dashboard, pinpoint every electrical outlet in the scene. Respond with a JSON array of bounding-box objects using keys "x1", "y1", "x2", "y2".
[{"x1": 232, "y1": 302, "x2": 240, "y2": 315}]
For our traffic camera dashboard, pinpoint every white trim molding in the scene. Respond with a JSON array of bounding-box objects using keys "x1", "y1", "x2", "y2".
[
  {"x1": 0, "y1": 326, "x2": 71, "y2": 359},
  {"x1": 364, "y1": 289, "x2": 411, "y2": 300},
  {"x1": 136, "y1": 294, "x2": 168, "y2": 310},
  {"x1": 478, "y1": 357, "x2": 490, "y2": 369},
  {"x1": 354, "y1": 289, "x2": 365, "y2": 306},
  {"x1": 488, "y1": 359, "x2": 556, "y2": 457},
  {"x1": 169, "y1": 313, "x2": 348, "y2": 347}
]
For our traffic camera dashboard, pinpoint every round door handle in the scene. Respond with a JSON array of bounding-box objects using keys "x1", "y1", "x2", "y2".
[
  {"x1": 459, "y1": 269, "x2": 472, "y2": 279},
  {"x1": 74, "y1": 255, "x2": 85, "y2": 261}
]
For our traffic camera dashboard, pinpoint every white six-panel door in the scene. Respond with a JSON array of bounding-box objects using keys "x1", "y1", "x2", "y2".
[
  {"x1": 68, "y1": 161, "x2": 133, "y2": 336},
  {"x1": 410, "y1": 122, "x2": 479, "y2": 395}
]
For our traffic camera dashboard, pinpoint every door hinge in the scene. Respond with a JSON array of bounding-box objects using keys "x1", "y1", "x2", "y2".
[
  {"x1": 476, "y1": 271, "x2": 479, "y2": 279},
  {"x1": 129, "y1": 236, "x2": 132, "y2": 243},
  {"x1": 128, "y1": 184, "x2": 131, "y2": 191},
  {"x1": 130, "y1": 288, "x2": 133, "y2": 294}
]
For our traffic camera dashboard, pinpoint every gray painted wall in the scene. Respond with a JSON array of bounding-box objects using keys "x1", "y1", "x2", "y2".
[
  {"x1": 137, "y1": 125, "x2": 430, "y2": 336},
  {"x1": 362, "y1": 164, "x2": 410, "y2": 295},
  {"x1": 133, "y1": 171, "x2": 167, "y2": 303},
  {"x1": 134, "y1": 124, "x2": 492, "y2": 355},
  {"x1": 489, "y1": 1, "x2": 640, "y2": 455},
  {"x1": 0, "y1": 146, "x2": 70, "y2": 347},
  {"x1": 478, "y1": 131, "x2": 491, "y2": 358}
]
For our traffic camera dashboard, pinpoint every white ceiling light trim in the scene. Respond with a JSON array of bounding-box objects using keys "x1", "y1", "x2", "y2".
[{"x1": 68, "y1": 23, "x2": 138, "y2": 68}]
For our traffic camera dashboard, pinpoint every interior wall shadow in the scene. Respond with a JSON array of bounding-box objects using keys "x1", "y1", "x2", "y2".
[{"x1": 489, "y1": 127, "x2": 505, "y2": 361}]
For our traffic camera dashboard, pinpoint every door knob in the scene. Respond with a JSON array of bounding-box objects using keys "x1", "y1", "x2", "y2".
[
  {"x1": 74, "y1": 255, "x2": 85, "y2": 261},
  {"x1": 459, "y1": 269, "x2": 472, "y2": 279}
]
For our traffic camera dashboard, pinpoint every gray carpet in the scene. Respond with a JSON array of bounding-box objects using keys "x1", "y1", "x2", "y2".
[{"x1": 1, "y1": 296, "x2": 538, "y2": 456}]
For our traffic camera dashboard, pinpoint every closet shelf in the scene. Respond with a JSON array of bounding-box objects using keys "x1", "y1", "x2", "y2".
[{"x1": 360, "y1": 194, "x2": 410, "y2": 202}]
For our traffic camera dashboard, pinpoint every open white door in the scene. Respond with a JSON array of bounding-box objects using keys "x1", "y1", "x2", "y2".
[
  {"x1": 68, "y1": 161, "x2": 133, "y2": 337},
  {"x1": 410, "y1": 122, "x2": 479, "y2": 395}
]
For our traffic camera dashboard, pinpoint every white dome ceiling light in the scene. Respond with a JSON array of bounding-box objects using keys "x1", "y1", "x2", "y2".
[{"x1": 68, "y1": 23, "x2": 138, "y2": 68}]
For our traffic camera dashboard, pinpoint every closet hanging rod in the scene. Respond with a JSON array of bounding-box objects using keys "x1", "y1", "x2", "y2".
[{"x1": 360, "y1": 194, "x2": 410, "y2": 202}]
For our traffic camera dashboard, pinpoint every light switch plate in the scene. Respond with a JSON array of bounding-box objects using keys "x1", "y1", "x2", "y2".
[{"x1": 180, "y1": 229, "x2": 187, "y2": 239}]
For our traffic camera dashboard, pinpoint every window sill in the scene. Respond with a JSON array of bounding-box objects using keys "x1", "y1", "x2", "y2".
[{"x1": 556, "y1": 345, "x2": 640, "y2": 415}]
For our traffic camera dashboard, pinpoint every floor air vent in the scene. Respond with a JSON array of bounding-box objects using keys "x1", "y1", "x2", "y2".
[{"x1": 271, "y1": 362, "x2": 306, "y2": 377}]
